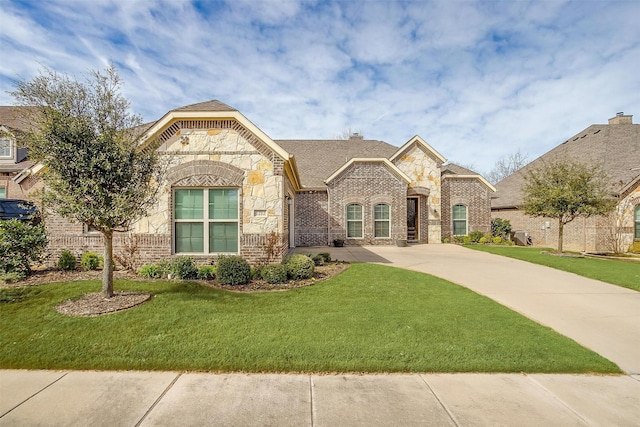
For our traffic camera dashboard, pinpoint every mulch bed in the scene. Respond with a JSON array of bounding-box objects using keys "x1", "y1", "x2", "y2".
[{"x1": 4, "y1": 262, "x2": 350, "y2": 317}]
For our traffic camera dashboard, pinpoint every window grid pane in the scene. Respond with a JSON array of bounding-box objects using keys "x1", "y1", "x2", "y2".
[
  {"x1": 175, "y1": 223, "x2": 204, "y2": 253},
  {"x1": 209, "y1": 222, "x2": 238, "y2": 253},
  {"x1": 347, "y1": 221, "x2": 363, "y2": 238},
  {"x1": 374, "y1": 204, "x2": 389, "y2": 220},
  {"x1": 0, "y1": 139, "x2": 10, "y2": 157},
  {"x1": 635, "y1": 206, "x2": 640, "y2": 239},
  {"x1": 452, "y1": 205, "x2": 466, "y2": 220},
  {"x1": 175, "y1": 189, "x2": 204, "y2": 219},
  {"x1": 209, "y1": 189, "x2": 238, "y2": 220},
  {"x1": 374, "y1": 221, "x2": 390, "y2": 238},
  {"x1": 347, "y1": 204, "x2": 362, "y2": 220}
]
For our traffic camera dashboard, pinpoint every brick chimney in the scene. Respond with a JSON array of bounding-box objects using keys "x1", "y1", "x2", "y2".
[
  {"x1": 349, "y1": 132, "x2": 364, "y2": 141},
  {"x1": 608, "y1": 112, "x2": 633, "y2": 124}
]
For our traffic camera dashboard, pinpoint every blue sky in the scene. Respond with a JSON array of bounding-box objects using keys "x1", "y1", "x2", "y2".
[{"x1": 1, "y1": 0, "x2": 638, "y2": 174}]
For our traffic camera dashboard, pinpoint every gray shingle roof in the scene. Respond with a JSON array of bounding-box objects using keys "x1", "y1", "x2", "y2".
[
  {"x1": 492, "y1": 119, "x2": 640, "y2": 208},
  {"x1": 442, "y1": 163, "x2": 480, "y2": 176},
  {"x1": 171, "y1": 100, "x2": 237, "y2": 112},
  {"x1": 275, "y1": 137, "x2": 398, "y2": 188},
  {"x1": 0, "y1": 106, "x2": 38, "y2": 133}
]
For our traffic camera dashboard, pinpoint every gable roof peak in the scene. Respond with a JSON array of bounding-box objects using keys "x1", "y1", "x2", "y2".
[{"x1": 171, "y1": 100, "x2": 237, "y2": 112}]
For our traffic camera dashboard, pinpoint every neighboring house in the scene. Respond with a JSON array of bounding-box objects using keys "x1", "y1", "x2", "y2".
[
  {"x1": 0, "y1": 106, "x2": 35, "y2": 199},
  {"x1": 492, "y1": 113, "x2": 640, "y2": 252},
  {"x1": 10, "y1": 100, "x2": 495, "y2": 265}
]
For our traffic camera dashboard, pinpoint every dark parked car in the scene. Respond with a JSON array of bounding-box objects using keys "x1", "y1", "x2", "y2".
[{"x1": 0, "y1": 199, "x2": 41, "y2": 223}]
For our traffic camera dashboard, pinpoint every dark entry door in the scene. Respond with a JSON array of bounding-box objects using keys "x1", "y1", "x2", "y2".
[{"x1": 407, "y1": 198, "x2": 418, "y2": 241}]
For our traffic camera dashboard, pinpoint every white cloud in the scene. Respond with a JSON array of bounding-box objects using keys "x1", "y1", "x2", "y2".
[{"x1": 0, "y1": 0, "x2": 638, "y2": 175}]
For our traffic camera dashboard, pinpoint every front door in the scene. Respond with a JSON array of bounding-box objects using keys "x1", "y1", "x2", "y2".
[{"x1": 407, "y1": 198, "x2": 418, "y2": 241}]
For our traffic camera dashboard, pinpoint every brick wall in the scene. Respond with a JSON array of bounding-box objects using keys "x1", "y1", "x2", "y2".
[
  {"x1": 441, "y1": 178, "x2": 492, "y2": 240},
  {"x1": 294, "y1": 191, "x2": 329, "y2": 246},
  {"x1": 327, "y1": 162, "x2": 407, "y2": 245}
]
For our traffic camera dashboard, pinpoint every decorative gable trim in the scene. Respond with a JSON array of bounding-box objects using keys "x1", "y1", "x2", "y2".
[
  {"x1": 442, "y1": 174, "x2": 497, "y2": 192},
  {"x1": 141, "y1": 110, "x2": 291, "y2": 161},
  {"x1": 390, "y1": 135, "x2": 447, "y2": 164},
  {"x1": 324, "y1": 158, "x2": 412, "y2": 184}
]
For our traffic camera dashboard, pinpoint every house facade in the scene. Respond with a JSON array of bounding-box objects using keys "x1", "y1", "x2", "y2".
[
  {"x1": 491, "y1": 113, "x2": 640, "y2": 253},
  {"x1": 3, "y1": 101, "x2": 495, "y2": 266}
]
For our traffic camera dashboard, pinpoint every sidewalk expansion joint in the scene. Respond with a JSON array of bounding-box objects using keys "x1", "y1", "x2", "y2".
[
  {"x1": 309, "y1": 375, "x2": 315, "y2": 427},
  {"x1": 0, "y1": 371, "x2": 68, "y2": 419},
  {"x1": 134, "y1": 372, "x2": 182, "y2": 427},
  {"x1": 526, "y1": 375, "x2": 590, "y2": 425},
  {"x1": 419, "y1": 374, "x2": 460, "y2": 427}
]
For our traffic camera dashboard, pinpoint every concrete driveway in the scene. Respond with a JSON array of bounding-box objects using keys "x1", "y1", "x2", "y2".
[{"x1": 296, "y1": 244, "x2": 640, "y2": 374}]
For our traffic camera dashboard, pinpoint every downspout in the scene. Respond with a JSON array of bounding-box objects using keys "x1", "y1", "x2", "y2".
[{"x1": 327, "y1": 188, "x2": 331, "y2": 246}]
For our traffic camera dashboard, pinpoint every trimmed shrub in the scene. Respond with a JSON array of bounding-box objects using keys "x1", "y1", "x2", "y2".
[
  {"x1": 250, "y1": 266, "x2": 262, "y2": 281},
  {"x1": 197, "y1": 265, "x2": 217, "y2": 280},
  {"x1": 318, "y1": 252, "x2": 332, "y2": 263},
  {"x1": 0, "y1": 219, "x2": 48, "y2": 275},
  {"x1": 469, "y1": 230, "x2": 484, "y2": 243},
  {"x1": 443, "y1": 238, "x2": 450, "y2": 243},
  {"x1": 0, "y1": 271, "x2": 26, "y2": 284},
  {"x1": 171, "y1": 256, "x2": 198, "y2": 280},
  {"x1": 492, "y1": 236, "x2": 502, "y2": 245},
  {"x1": 261, "y1": 264, "x2": 288, "y2": 284},
  {"x1": 156, "y1": 260, "x2": 172, "y2": 279},
  {"x1": 138, "y1": 264, "x2": 160, "y2": 279},
  {"x1": 479, "y1": 237, "x2": 487, "y2": 244},
  {"x1": 463, "y1": 236, "x2": 472, "y2": 245},
  {"x1": 492, "y1": 218, "x2": 512, "y2": 239},
  {"x1": 312, "y1": 255, "x2": 325, "y2": 266},
  {"x1": 453, "y1": 235, "x2": 465, "y2": 244},
  {"x1": 57, "y1": 250, "x2": 77, "y2": 271},
  {"x1": 80, "y1": 252, "x2": 102, "y2": 270},
  {"x1": 628, "y1": 241, "x2": 640, "y2": 254},
  {"x1": 283, "y1": 254, "x2": 315, "y2": 280},
  {"x1": 217, "y1": 255, "x2": 251, "y2": 286}
]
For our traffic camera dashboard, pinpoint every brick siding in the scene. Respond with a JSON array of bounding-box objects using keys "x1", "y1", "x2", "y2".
[
  {"x1": 327, "y1": 162, "x2": 407, "y2": 245},
  {"x1": 441, "y1": 178, "x2": 492, "y2": 240}
]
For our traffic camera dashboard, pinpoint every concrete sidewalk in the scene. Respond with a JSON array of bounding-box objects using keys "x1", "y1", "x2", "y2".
[
  {"x1": 297, "y1": 244, "x2": 640, "y2": 374},
  {"x1": 1, "y1": 370, "x2": 639, "y2": 426}
]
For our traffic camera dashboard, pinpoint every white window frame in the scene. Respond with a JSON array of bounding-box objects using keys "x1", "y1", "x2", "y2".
[
  {"x1": 173, "y1": 187, "x2": 240, "y2": 254},
  {"x1": 0, "y1": 138, "x2": 12, "y2": 158},
  {"x1": 373, "y1": 203, "x2": 390, "y2": 238},
  {"x1": 346, "y1": 203, "x2": 363, "y2": 238},
  {"x1": 452, "y1": 204, "x2": 468, "y2": 236},
  {"x1": 0, "y1": 187, "x2": 5, "y2": 199}
]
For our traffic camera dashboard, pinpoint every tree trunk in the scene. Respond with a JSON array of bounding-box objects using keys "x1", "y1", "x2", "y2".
[
  {"x1": 102, "y1": 231, "x2": 114, "y2": 298},
  {"x1": 557, "y1": 218, "x2": 564, "y2": 254}
]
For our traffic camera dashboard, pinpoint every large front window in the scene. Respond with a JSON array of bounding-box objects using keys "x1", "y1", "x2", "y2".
[
  {"x1": 635, "y1": 205, "x2": 640, "y2": 239},
  {"x1": 346, "y1": 204, "x2": 363, "y2": 238},
  {"x1": 174, "y1": 188, "x2": 239, "y2": 253},
  {"x1": 374, "y1": 204, "x2": 390, "y2": 238},
  {"x1": 452, "y1": 204, "x2": 467, "y2": 236}
]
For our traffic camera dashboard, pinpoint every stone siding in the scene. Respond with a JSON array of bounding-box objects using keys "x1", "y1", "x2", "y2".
[
  {"x1": 327, "y1": 162, "x2": 407, "y2": 245},
  {"x1": 392, "y1": 143, "x2": 442, "y2": 243},
  {"x1": 442, "y1": 178, "x2": 492, "y2": 240}
]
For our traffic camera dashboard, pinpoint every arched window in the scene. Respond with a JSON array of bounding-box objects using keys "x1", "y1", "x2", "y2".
[
  {"x1": 346, "y1": 204, "x2": 363, "y2": 238},
  {"x1": 374, "y1": 204, "x2": 390, "y2": 238},
  {"x1": 635, "y1": 205, "x2": 640, "y2": 239},
  {"x1": 452, "y1": 204, "x2": 467, "y2": 236}
]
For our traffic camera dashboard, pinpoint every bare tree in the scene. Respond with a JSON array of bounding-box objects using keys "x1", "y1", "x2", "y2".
[{"x1": 487, "y1": 149, "x2": 528, "y2": 184}]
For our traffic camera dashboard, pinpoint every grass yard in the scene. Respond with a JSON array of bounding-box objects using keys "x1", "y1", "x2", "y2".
[
  {"x1": 0, "y1": 264, "x2": 620, "y2": 373},
  {"x1": 465, "y1": 245, "x2": 640, "y2": 292}
]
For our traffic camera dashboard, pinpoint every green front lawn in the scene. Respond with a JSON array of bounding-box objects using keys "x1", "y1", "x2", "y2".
[
  {"x1": 0, "y1": 264, "x2": 620, "y2": 373},
  {"x1": 465, "y1": 245, "x2": 640, "y2": 292}
]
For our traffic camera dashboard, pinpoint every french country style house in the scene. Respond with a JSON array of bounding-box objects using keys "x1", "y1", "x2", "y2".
[{"x1": 1, "y1": 101, "x2": 495, "y2": 265}]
